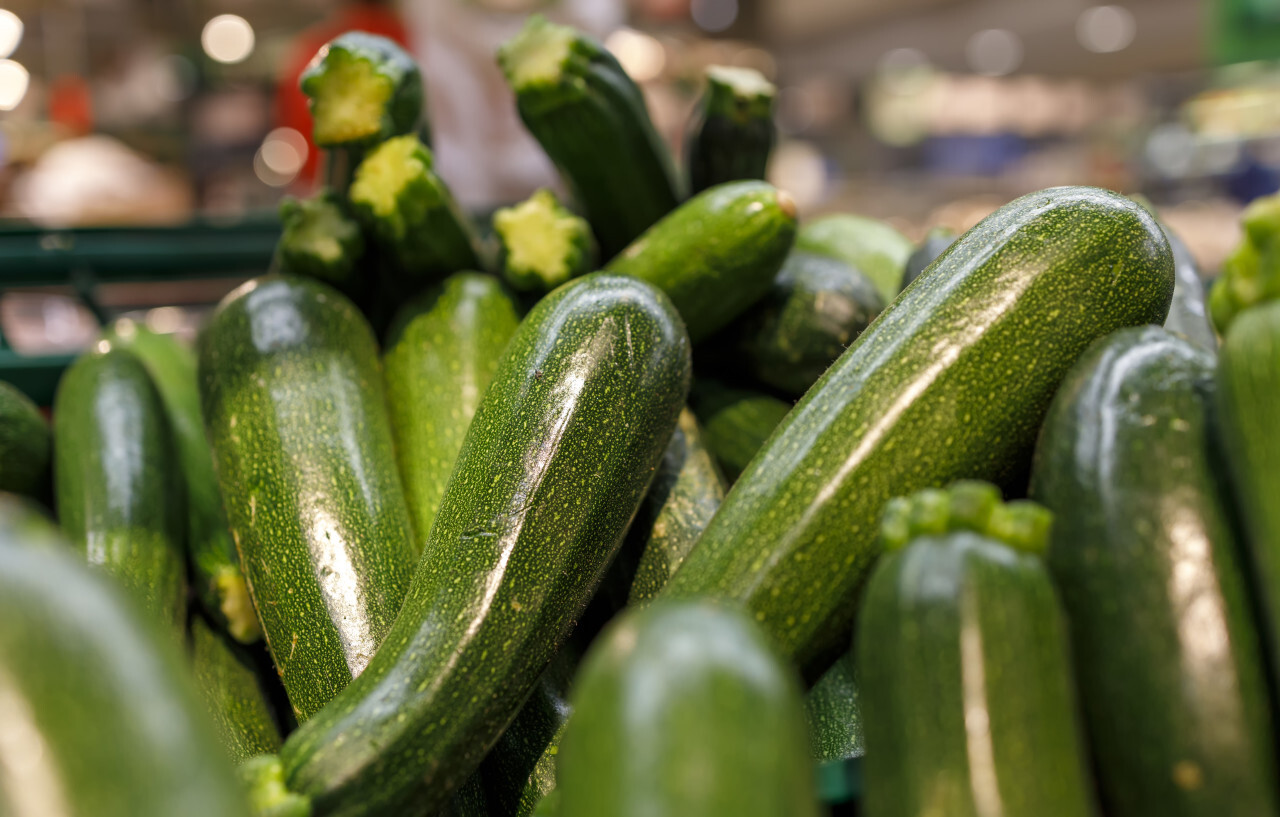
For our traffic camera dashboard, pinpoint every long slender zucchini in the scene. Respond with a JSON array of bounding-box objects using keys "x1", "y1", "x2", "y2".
[
  {"x1": 0, "y1": 379, "x2": 50, "y2": 499},
  {"x1": 383, "y1": 273, "x2": 521, "y2": 550},
  {"x1": 0, "y1": 532, "x2": 248, "y2": 817},
  {"x1": 796, "y1": 213, "x2": 914, "y2": 303},
  {"x1": 191, "y1": 614, "x2": 283, "y2": 763},
  {"x1": 557, "y1": 600, "x2": 819, "y2": 817},
  {"x1": 606, "y1": 180, "x2": 797, "y2": 342},
  {"x1": 1032, "y1": 326, "x2": 1279, "y2": 816},
  {"x1": 498, "y1": 15, "x2": 681, "y2": 258},
  {"x1": 102, "y1": 321, "x2": 259, "y2": 643},
  {"x1": 664, "y1": 186, "x2": 1174, "y2": 668},
  {"x1": 199, "y1": 274, "x2": 416, "y2": 721},
  {"x1": 685, "y1": 65, "x2": 777, "y2": 195},
  {"x1": 53, "y1": 347, "x2": 186, "y2": 637},
  {"x1": 859, "y1": 484, "x2": 1095, "y2": 817},
  {"x1": 278, "y1": 273, "x2": 691, "y2": 817},
  {"x1": 494, "y1": 188, "x2": 596, "y2": 293}
]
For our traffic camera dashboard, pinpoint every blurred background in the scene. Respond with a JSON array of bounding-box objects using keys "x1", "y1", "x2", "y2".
[{"x1": 0, "y1": 0, "x2": 1267, "y2": 371}]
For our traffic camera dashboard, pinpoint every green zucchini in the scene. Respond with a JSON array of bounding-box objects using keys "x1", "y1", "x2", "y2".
[
  {"x1": 494, "y1": 188, "x2": 596, "y2": 293},
  {"x1": 606, "y1": 180, "x2": 797, "y2": 342},
  {"x1": 1208, "y1": 191, "x2": 1280, "y2": 332},
  {"x1": 191, "y1": 614, "x2": 283, "y2": 763},
  {"x1": 901, "y1": 226, "x2": 956, "y2": 287},
  {"x1": 685, "y1": 65, "x2": 776, "y2": 195},
  {"x1": 1032, "y1": 326, "x2": 1279, "y2": 816},
  {"x1": 199, "y1": 274, "x2": 416, "y2": 721},
  {"x1": 0, "y1": 531, "x2": 248, "y2": 817},
  {"x1": 691, "y1": 381, "x2": 791, "y2": 482},
  {"x1": 498, "y1": 15, "x2": 681, "y2": 258},
  {"x1": 275, "y1": 190, "x2": 367, "y2": 294},
  {"x1": 859, "y1": 484, "x2": 1095, "y2": 817},
  {"x1": 664, "y1": 186, "x2": 1174, "y2": 668},
  {"x1": 102, "y1": 321, "x2": 259, "y2": 643},
  {"x1": 1163, "y1": 224, "x2": 1216, "y2": 352},
  {"x1": 439, "y1": 774, "x2": 490, "y2": 817},
  {"x1": 557, "y1": 600, "x2": 820, "y2": 817},
  {"x1": 0, "y1": 491, "x2": 62, "y2": 551},
  {"x1": 531, "y1": 791, "x2": 559, "y2": 817},
  {"x1": 738, "y1": 250, "x2": 884, "y2": 396},
  {"x1": 796, "y1": 213, "x2": 914, "y2": 303},
  {"x1": 805, "y1": 652, "x2": 862, "y2": 762},
  {"x1": 0, "y1": 379, "x2": 50, "y2": 499},
  {"x1": 278, "y1": 273, "x2": 691, "y2": 817},
  {"x1": 53, "y1": 347, "x2": 186, "y2": 636},
  {"x1": 383, "y1": 273, "x2": 521, "y2": 550},
  {"x1": 301, "y1": 31, "x2": 424, "y2": 150}
]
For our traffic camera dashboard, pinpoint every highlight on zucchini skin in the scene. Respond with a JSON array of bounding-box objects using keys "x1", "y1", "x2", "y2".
[
  {"x1": 685, "y1": 65, "x2": 777, "y2": 195},
  {"x1": 300, "y1": 31, "x2": 424, "y2": 150},
  {"x1": 493, "y1": 188, "x2": 596, "y2": 293}
]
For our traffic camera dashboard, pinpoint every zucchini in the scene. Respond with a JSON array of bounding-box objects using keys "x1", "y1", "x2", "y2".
[
  {"x1": 278, "y1": 273, "x2": 691, "y2": 817},
  {"x1": 494, "y1": 188, "x2": 596, "y2": 293},
  {"x1": 439, "y1": 774, "x2": 490, "y2": 817},
  {"x1": 685, "y1": 65, "x2": 777, "y2": 195},
  {"x1": 191, "y1": 614, "x2": 283, "y2": 763},
  {"x1": 275, "y1": 190, "x2": 367, "y2": 294},
  {"x1": 691, "y1": 381, "x2": 791, "y2": 482},
  {"x1": 301, "y1": 31, "x2": 424, "y2": 150},
  {"x1": 557, "y1": 600, "x2": 819, "y2": 817},
  {"x1": 498, "y1": 15, "x2": 681, "y2": 258},
  {"x1": 901, "y1": 226, "x2": 955, "y2": 287},
  {"x1": 0, "y1": 532, "x2": 247, "y2": 817},
  {"x1": 0, "y1": 491, "x2": 62, "y2": 551},
  {"x1": 796, "y1": 213, "x2": 914, "y2": 303},
  {"x1": 664, "y1": 186, "x2": 1174, "y2": 668},
  {"x1": 805, "y1": 653, "x2": 862, "y2": 763},
  {"x1": 1208, "y1": 191, "x2": 1280, "y2": 332},
  {"x1": 102, "y1": 321, "x2": 259, "y2": 643},
  {"x1": 859, "y1": 483, "x2": 1095, "y2": 817},
  {"x1": 738, "y1": 250, "x2": 884, "y2": 396},
  {"x1": 1163, "y1": 224, "x2": 1216, "y2": 352},
  {"x1": 199, "y1": 274, "x2": 416, "y2": 721},
  {"x1": 0, "y1": 379, "x2": 50, "y2": 499},
  {"x1": 606, "y1": 180, "x2": 797, "y2": 342},
  {"x1": 53, "y1": 347, "x2": 186, "y2": 636},
  {"x1": 1032, "y1": 326, "x2": 1279, "y2": 816},
  {"x1": 383, "y1": 273, "x2": 521, "y2": 550}
]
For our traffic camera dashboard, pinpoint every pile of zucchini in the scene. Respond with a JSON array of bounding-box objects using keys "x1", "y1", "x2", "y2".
[{"x1": 2, "y1": 16, "x2": 1277, "y2": 817}]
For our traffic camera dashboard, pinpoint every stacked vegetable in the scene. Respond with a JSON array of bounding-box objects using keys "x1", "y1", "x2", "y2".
[{"x1": 3, "y1": 16, "x2": 1276, "y2": 817}]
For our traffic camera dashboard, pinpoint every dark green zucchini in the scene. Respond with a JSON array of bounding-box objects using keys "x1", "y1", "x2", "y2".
[
  {"x1": 0, "y1": 533, "x2": 248, "y2": 817},
  {"x1": 498, "y1": 15, "x2": 681, "y2": 258},
  {"x1": 191, "y1": 614, "x2": 283, "y2": 763},
  {"x1": 685, "y1": 65, "x2": 776, "y2": 195},
  {"x1": 901, "y1": 226, "x2": 956, "y2": 288},
  {"x1": 557, "y1": 600, "x2": 819, "y2": 817},
  {"x1": 796, "y1": 213, "x2": 914, "y2": 304},
  {"x1": 439, "y1": 774, "x2": 490, "y2": 817},
  {"x1": 300, "y1": 31, "x2": 424, "y2": 150},
  {"x1": 859, "y1": 485, "x2": 1094, "y2": 817},
  {"x1": 278, "y1": 273, "x2": 691, "y2": 817},
  {"x1": 0, "y1": 379, "x2": 50, "y2": 499},
  {"x1": 1032, "y1": 325, "x2": 1279, "y2": 816},
  {"x1": 493, "y1": 188, "x2": 596, "y2": 293},
  {"x1": 199, "y1": 274, "x2": 416, "y2": 721},
  {"x1": 805, "y1": 653, "x2": 862, "y2": 763},
  {"x1": 664, "y1": 186, "x2": 1174, "y2": 668},
  {"x1": 738, "y1": 250, "x2": 884, "y2": 396},
  {"x1": 691, "y1": 381, "x2": 791, "y2": 482},
  {"x1": 102, "y1": 321, "x2": 259, "y2": 643},
  {"x1": 1163, "y1": 225, "x2": 1216, "y2": 352},
  {"x1": 383, "y1": 273, "x2": 521, "y2": 550},
  {"x1": 606, "y1": 180, "x2": 796, "y2": 342},
  {"x1": 53, "y1": 348, "x2": 186, "y2": 636},
  {"x1": 275, "y1": 190, "x2": 367, "y2": 294}
]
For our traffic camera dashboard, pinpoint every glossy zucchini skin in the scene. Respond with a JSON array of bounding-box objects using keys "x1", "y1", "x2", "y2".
[
  {"x1": 191, "y1": 615, "x2": 283, "y2": 763},
  {"x1": 805, "y1": 653, "x2": 862, "y2": 762},
  {"x1": 279, "y1": 273, "x2": 691, "y2": 817},
  {"x1": 101, "y1": 322, "x2": 259, "y2": 643},
  {"x1": 858, "y1": 532, "x2": 1095, "y2": 817},
  {"x1": 0, "y1": 380, "x2": 51, "y2": 499},
  {"x1": 199, "y1": 274, "x2": 416, "y2": 721},
  {"x1": 383, "y1": 273, "x2": 521, "y2": 550},
  {"x1": 557, "y1": 600, "x2": 820, "y2": 817},
  {"x1": 685, "y1": 65, "x2": 777, "y2": 195},
  {"x1": 664, "y1": 187, "x2": 1175, "y2": 668},
  {"x1": 606, "y1": 181, "x2": 797, "y2": 342},
  {"x1": 795, "y1": 213, "x2": 914, "y2": 304},
  {"x1": 0, "y1": 537, "x2": 247, "y2": 817},
  {"x1": 1164, "y1": 225, "x2": 1217, "y2": 353},
  {"x1": 1032, "y1": 326, "x2": 1279, "y2": 816},
  {"x1": 691, "y1": 381, "x2": 791, "y2": 483},
  {"x1": 53, "y1": 348, "x2": 186, "y2": 637}
]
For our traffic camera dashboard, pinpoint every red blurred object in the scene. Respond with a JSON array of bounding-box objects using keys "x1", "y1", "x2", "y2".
[
  {"x1": 275, "y1": 2, "x2": 411, "y2": 190},
  {"x1": 48, "y1": 75, "x2": 94, "y2": 136}
]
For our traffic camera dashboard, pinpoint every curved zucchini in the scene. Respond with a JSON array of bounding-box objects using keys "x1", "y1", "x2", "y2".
[
  {"x1": 191, "y1": 615, "x2": 283, "y2": 763},
  {"x1": 606, "y1": 181, "x2": 797, "y2": 342},
  {"x1": 199, "y1": 274, "x2": 416, "y2": 721},
  {"x1": 494, "y1": 188, "x2": 596, "y2": 293},
  {"x1": 0, "y1": 536, "x2": 247, "y2": 817},
  {"x1": 1032, "y1": 326, "x2": 1278, "y2": 816},
  {"x1": 383, "y1": 273, "x2": 521, "y2": 550},
  {"x1": 0, "y1": 379, "x2": 50, "y2": 499},
  {"x1": 557, "y1": 600, "x2": 819, "y2": 817},
  {"x1": 53, "y1": 347, "x2": 186, "y2": 636},
  {"x1": 796, "y1": 213, "x2": 914, "y2": 304},
  {"x1": 664, "y1": 186, "x2": 1174, "y2": 668},
  {"x1": 685, "y1": 65, "x2": 777, "y2": 195},
  {"x1": 805, "y1": 653, "x2": 862, "y2": 762},
  {"x1": 279, "y1": 273, "x2": 691, "y2": 817}
]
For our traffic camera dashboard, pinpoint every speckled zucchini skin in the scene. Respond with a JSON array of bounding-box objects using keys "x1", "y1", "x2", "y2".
[
  {"x1": 0, "y1": 380, "x2": 50, "y2": 499},
  {"x1": 279, "y1": 273, "x2": 691, "y2": 817},
  {"x1": 557, "y1": 600, "x2": 820, "y2": 817},
  {"x1": 384, "y1": 273, "x2": 521, "y2": 551},
  {"x1": 0, "y1": 538, "x2": 247, "y2": 817},
  {"x1": 1034, "y1": 327, "x2": 1280, "y2": 816},
  {"x1": 691, "y1": 382, "x2": 791, "y2": 483},
  {"x1": 858, "y1": 532, "x2": 1096, "y2": 817},
  {"x1": 805, "y1": 653, "x2": 862, "y2": 762},
  {"x1": 191, "y1": 615, "x2": 282, "y2": 763},
  {"x1": 54, "y1": 348, "x2": 186, "y2": 637},
  {"x1": 664, "y1": 187, "x2": 1175, "y2": 668},
  {"x1": 198, "y1": 274, "x2": 416, "y2": 721},
  {"x1": 607, "y1": 181, "x2": 796, "y2": 342}
]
